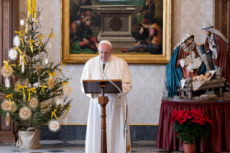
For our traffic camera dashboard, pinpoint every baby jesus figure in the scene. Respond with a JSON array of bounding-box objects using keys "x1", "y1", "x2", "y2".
[{"x1": 179, "y1": 51, "x2": 202, "y2": 73}]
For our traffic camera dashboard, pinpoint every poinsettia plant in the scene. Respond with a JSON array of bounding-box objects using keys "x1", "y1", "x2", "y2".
[{"x1": 171, "y1": 109, "x2": 212, "y2": 144}]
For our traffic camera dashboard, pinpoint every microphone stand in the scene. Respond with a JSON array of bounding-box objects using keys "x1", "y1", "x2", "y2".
[{"x1": 102, "y1": 63, "x2": 128, "y2": 153}]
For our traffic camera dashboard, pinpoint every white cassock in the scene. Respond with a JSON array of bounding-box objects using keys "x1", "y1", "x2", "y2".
[{"x1": 81, "y1": 55, "x2": 132, "y2": 153}]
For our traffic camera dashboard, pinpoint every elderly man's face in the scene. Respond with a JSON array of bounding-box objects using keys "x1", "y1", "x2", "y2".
[
  {"x1": 203, "y1": 30, "x2": 211, "y2": 36},
  {"x1": 99, "y1": 43, "x2": 112, "y2": 63}
]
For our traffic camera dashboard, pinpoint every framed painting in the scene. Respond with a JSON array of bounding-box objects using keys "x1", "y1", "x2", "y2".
[{"x1": 62, "y1": 0, "x2": 171, "y2": 64}]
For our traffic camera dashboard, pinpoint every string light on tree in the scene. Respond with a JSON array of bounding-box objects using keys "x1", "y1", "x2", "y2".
[
  {"x1": 20, "y1": 19, "x2": 25, "y2": 26},
  {"x1": 8, "y1": 48, "x2": 18, "y2": 61},
  {"x1": 5, "y1": 78, "x2": 10, "y2": 88},
  {"x1": 13, "y1": 36, "x2": 21, "y2": 47}
]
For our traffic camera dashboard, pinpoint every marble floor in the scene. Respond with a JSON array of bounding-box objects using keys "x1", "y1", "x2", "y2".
[
  {"x1": 0, "y1": 140, "x2": 229, "y2": 153},
  {"x1": 0, "y1": 140, "x2": 176, "y2": 153}
]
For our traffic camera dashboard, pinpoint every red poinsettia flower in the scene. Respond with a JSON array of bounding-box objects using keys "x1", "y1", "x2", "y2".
[
  {"x1": 175, "y1": 110, "x2": 192, "y2": 124},
  {"x1": 204, "y1": 115, "x2": 213, "y2": 124},
  {"x1": 171, "y1": 108, "x2": 212, "y2": 144},
  {"x1": 171, "y1": 109, "x2": 178, "y2": 123},
  {"x1": 190, "y1": 108, "x2": 202, "y2": 118},
  {"x1": 191, "y1": 113, "x2": 205, "y2": 125}
]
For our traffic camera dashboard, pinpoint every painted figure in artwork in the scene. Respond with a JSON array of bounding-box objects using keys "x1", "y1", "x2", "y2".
[
  {"x1": 136, "y1": 0, "x2": 156, "y2": 25},
  {"x1": 70, "y1": 16, "x2": 99, "y2": 54},
  {"x1": 78, "y1": 0, "x2": 99, "y2": 28},
  {"x1": 200, "y1": 24, "x2": 230, "y2": 85},
  {"x1": 166, "y1": 34, "x2": 206, "y2": 97},
  {"x1": 121, "y1": 19, "x2": 162, "y2": 54}
]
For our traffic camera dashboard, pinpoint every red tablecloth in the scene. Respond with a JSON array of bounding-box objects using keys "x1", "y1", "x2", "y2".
[{"x1": 156, "y1": 100, "x2": 230, "y2": 152}]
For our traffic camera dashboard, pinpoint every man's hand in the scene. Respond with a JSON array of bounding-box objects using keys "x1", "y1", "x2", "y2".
[
  {"x1": 146, "y1": 39, "x2": 151, "y2": 44},
  {"x1": 134, "y1": 41, "x2": 140, "y2": 47},
  {"x1": 209, "y1": 44, "x2": 213, "y2": 51},
  {"x1": 83, "y1": 38, "x2": 89, "y2": 44},
  {"x1": 139, "y1": 27, "x2": 144, "y2": 35}
]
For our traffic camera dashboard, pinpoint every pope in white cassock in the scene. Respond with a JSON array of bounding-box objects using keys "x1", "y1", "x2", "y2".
[{"x1": 81, "y1": 40, "x2": 132, "y2": 153}]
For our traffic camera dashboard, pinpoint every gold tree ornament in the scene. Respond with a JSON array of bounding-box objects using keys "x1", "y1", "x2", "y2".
[
  {"x1": 9, "y1": 102, "x2": 17, "y2": 112},
  {"x1": 35, "y1": 64, "x2": 42, "y2": 74},
  {"x1": 40, "y1": 101, "x2": 49, "y2": 113},
  {"x1": 63, "y1": 84, "x2": 73, "y2": 96},
  {"x1": 19, "y1": 107, "x2": 32, "y2": 120},
  {"x1": 48, "y1": 79, "x2": 55, "y2": 89},
  {"x1": 1, "y1": 100, "x2": 10, "y2": 111},
  {"x1": 24, "y1": 79, "x2": 29, "y2": 87},
  {"x1": 14, "y1": 80, "x2": 22, "y2": 92},
  {"x1": 48, "y1": 120, "x2": 60, "y2": 132},
  {"x1": 56, "y1": 98, "x2": 63, "y2": 106},
  {"x1": 23, "y1": 94, "x2": 26, "y2": 102},
  {"x1": 6, "y1": 112, "x2": 10, "y2": 126},
  {"x1": 29, "y1": 97, "x2": 38, "y2": 109},
  {"x1": 1, "y1": 65, "x2": 13, "y2": 78}
]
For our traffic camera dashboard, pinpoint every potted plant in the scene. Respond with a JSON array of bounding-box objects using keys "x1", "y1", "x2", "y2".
[
  {"x1": 171, "y1": 109, "x2": 212, "y2": 153},
  {"x1": 0, "y1": 2, "x2": 72, "y2": 149}
]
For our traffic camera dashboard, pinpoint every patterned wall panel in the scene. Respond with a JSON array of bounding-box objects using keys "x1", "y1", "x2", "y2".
[{"x1": 19, "y1": 0, "x2": 214, "y2": 124}]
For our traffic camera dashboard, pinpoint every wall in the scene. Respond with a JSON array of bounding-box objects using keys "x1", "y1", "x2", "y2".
[{"x1": 19, "y1": 0, "x2": 214, "y2": 125}]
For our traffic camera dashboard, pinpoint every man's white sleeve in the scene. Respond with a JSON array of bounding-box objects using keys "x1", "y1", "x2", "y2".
[
  {"x1": 80, "y1": 62, "x2": 94, "y2": 98},
  {"x1": 118, "y1": 61, "x2": 132, "y2": 97}
]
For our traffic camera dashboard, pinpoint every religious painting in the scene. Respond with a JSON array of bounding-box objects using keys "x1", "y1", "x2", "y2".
[{"x1": 62, "y1": 0, "x2": 171, "y2": 64}]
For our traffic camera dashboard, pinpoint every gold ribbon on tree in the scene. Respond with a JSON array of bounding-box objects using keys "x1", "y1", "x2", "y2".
[
  {"x1": 27, "y1": 0, "x2": 37, "y2": 24},
  {"x1": 19, "y1": 54, "x2": 27, "y2": 66},
  {"x1": 14, "y1": 47, "x2": 27, "y2": 66},
  {"x1": 6, "y1": 94, "x2": 13, "y2": 100},
  {"x1": 27, "y1": 0, "x2": 32, "y2": 18},
  {"x1": 17, "y1": 85, "x2": 28, "y2": 98},
  {"x1": 65, "y1": 105, "x2": 71, "y2": 116},
  {"x1": 15, "y1": 31, "x2": 25, "y2": 46},
  {"x1": 48, "y1": 32, "x2": 54, "y2": 39},
  {"x1": 39, "y1": 85, "x2": 48, "y2": 92},
  {"x1": 15, "y1": 31, "x2": 23, "y2": 35},
  {"x1": 38, "y1": 35, "x2": 44, "y2": 46},
  {"x1": 26, "y1": 0, "x2": 31, "y2": 33},
  {"x1": 25, "y1": 19, "x2": 29, "y2": 33},
  {"x1": 14, "y1": 47, "x2": 22, "y2": 54},
  {"x1": 27, "y1": 87, "x2": 36, "y2": 101},
  {"x1": 61, "y1": 82, "x2": 69, "y2": 85},
  {"x1": 60, "y1": 62, "x2": 69, "y2": 73},
  {"x1": 51, "y1": 109, "x2": 59, "y2": 120},
  {"x1": 47, "y1": 71, "x2": 57, "y2": 82},
  {"x1": 3, "y1": 60, "x2": 10, "y2": 71},
  {"x1": 32, "y1": 0, "x2": 37, "y2": 25},
  {"x1": 61, "y1": 81, "x2": 69, "y2": 90},
  {"x1": 28, "y1": 39, "x2": 35, "y2": 53},
  {"x1": 6, "y1": 94, "x2": 14, "y2": 105}
]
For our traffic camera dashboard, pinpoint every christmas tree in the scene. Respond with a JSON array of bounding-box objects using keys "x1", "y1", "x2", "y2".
[{"x1": 0, "y1": 5, "x2": 72, "y2": 132}]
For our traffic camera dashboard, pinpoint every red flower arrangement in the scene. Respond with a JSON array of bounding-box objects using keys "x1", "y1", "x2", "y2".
[{"x1": 171, "y1": 109, "x2": 212, "y2": 144}]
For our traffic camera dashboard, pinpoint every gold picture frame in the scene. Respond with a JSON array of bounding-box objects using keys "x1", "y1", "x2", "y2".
[{"x1": 62, "y1": 0, "x2": 171, "y2": 64}]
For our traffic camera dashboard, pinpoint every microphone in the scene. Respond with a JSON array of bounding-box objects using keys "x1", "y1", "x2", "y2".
[{"x1": 102, "y1": 63, "x2": 106, "y2": 71}]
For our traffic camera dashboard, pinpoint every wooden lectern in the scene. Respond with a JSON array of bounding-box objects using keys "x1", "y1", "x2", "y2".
[{"x1": 83, "y1": 80, "x2": 122, "y2": 153}]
